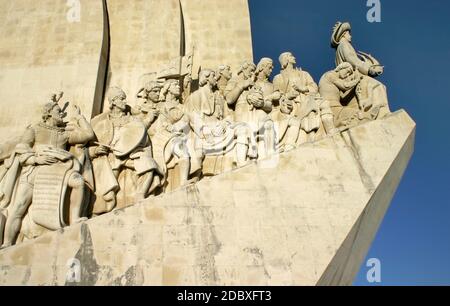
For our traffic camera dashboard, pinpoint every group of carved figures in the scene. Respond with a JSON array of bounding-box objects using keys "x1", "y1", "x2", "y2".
[{"x1": 0, "y1": 22, "x2": 391, "y2": 248}]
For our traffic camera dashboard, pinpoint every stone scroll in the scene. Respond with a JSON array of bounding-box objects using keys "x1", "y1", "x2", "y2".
[{"x1": 31, "y1": 162, "x2": 72, "y2": 230}]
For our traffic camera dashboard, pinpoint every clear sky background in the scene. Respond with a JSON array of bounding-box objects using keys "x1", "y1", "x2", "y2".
[{"x1": 249, "y1": 0, "x2": 450, "y2": 285}]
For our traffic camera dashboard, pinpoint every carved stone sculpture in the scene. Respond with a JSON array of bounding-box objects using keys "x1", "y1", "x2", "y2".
[
  {"x1": 216, "y1": 64, "x2": 233, "y2": 98},
  {"x1": 319, "y1": 62, "x2": 363, "y2": 128},
  {"x1": 135, "y1": 80, "x2": 165, "y2": 124},
  {"x1": 225, "y1": 61, "x2": 275, "y2": 160},
  {"x1": 319, "y1": 62, "x2": 390, "y2": 129},
  {"x1": 215, "y1": 64, "x2": 234, "y2": 120},
  {"x1": 271, "y1": 96, "x2": 301, "y2": 152},
  {"x1": 0, "y1": 54, "x2": 394, "y2": 249},
  {"x1": 0, "y1": 94, "x2": 94, "y2": 247},
  {"x1": 330, "y1": 21, "x2": 391, "y2": 125},
  {"x1": 186, "y1": 69, "x2": 255, "y2": 173},
  {"x1": 0, "y1": 1, "x2": 417, "y2": 288},
  {"x1": 147, "y1": 79, "x2": 197, "y2": 190},
  {"x1": 90, "y1": 87, "x2": 161, "y2": 215},
  {"x1": 273, "y1": 52, "x2": 322, "y2": 144},
  {"x1": 255, "y1": 58, "x2": 282, "y2": 109}
]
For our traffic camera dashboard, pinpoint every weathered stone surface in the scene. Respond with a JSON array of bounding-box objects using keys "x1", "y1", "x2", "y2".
[
  {"x1": 0, "y1": 0, "x2": 254, "y2": 141},
  {"x1": 0, "y1": 110, "x2": 415, "y2": 285},
  {"x1": 104, "y1": 0, "x2": 182, "y2": 97},
  {"x1": 105, "y1": 0, "x2": 253, "y2": 101},
  {"x1": 180, "y1": 0, "x2": 253, "y2": 73},
  {"x1": 0, "y1": 0, "x2": 108, "y2": 140}
]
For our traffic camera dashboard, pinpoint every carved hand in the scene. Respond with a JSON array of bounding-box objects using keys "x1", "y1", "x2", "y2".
[
  {"x1": 95, "y1": 145, "x2": 110, "y2": 156},
  {"x1": 35, "y1": 155, "x2": 59, "y2": 165},
  {"x1": 241, "y1": 79, "x2": 254, "y2": 89},
  {"x1": 293, "y1": 83, "x2": 308, "y2": 93},
  {"x1": 212, "y1": 124, "x2": 226, "y2": 137},
  {"x1": 248, "y1": 92, "x2": 264, "y2": 108},
  {"x1": 369, "y1": 65, "x2": 384, "y2": 76},
  {"x1": 201, "y1": 125, "x2": 213, "y2": 138},
  {"x1": 345, "y1": 78, "x2": 360, "y2": 90}
]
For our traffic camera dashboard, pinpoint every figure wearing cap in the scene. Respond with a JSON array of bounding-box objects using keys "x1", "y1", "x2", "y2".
[
  {"x1": 134, "y1": 81, "x2": 164, "y2": 129},
  {"x1": 1, "y1": 93, "x2": 94, "y2": 248},
  {"x1": 147, "y1": 79, "x2": 200, "y2": 191},
  {"x1": 89, "y1": 87, "x2": 162, "y2": 215},
  {"x1": 225, "y1": 61, "x2": 273, "y2": 161},
  {"x1": 185, "y1": 69, "x2": 257, "y2": 173},
  {"x1": 331, "y1": 21, "x2": 384, "y2": 77},
  {"x1": 330, "y1": 22, "x2": 391, "y2": 122}
]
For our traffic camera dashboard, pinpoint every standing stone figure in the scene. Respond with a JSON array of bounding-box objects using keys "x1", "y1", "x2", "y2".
[
  {"x1": 216, "y1": 64, "x2": 233, "y2": 99},
  {"x1": 134, "y1": 81, "x2": 163, "y2": 131},
  {"x1": 185, "y1": 69, "x2": 255, "y2": 172},
  {"x1": 1, "y1": 93, "x2": 94, "y2": 248},
  {"x1": 149, "y1": 79, "x2": 198, "y2": 189},
  {"x1": 271, "y1": 96, "x2": 301, "y2": 152},
  {"x1": 273, "y1": 52, "x2": 318, "y2": 103},
  {"x1": 319, "y1": 62, "x2": 363, "y2": 128},
  {"x1": 225, "y1": 61, "x2": 274, "y2": 160},
  {"x1": 273, "y1": 52, "x2": 322, "y2": 144},
  {"x1": 90, "y1": 87, "x2": 161, "y2": 215},
  {"x1": 255, "y1": 58, "x2": 282, "y2": 110},
  {"x1": 215, "y1": 64, "x2": 234, "y2": 120},
  {"x1": 331, "y1": 21, "x2": 390, "y2": 121}
]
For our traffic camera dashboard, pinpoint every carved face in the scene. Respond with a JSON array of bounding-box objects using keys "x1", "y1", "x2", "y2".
[
  {"x1": 339, "y1": 67, "x2": 354, "y2": 80},
  {"x1": 113, "y1": 95, "x2": 127, "y2": 111},
  {"x1": 288, "y1": 53, "x2": 296, "y2": 66},
  {"x1": 243, "y1": 65, "x2": 255, "y2": 80},
  {"x1": 207, "y1": 71, "x2": 217, "y2": 88},
  {"x1": 50, "y1": 105, "x2": 65, "y2": 126},
  {"x1": 220, "y1": 66, "x2": 232, "y2": 80},
  {"x1": 169, "y1": 82, "x2": 181, "y2": 97},
  {"x1": 281, "y1": 52, "x2": 297, "y2": 68},
  {"x1": 280, "y1": 98, "x2": 293, "y2": 114},
  {"x1": 342, "y1": 31, "x2": 352, "y2": 42},
  {"x1": 147, "y1": 87, "x2": 161, "y2": 103},
  {"x1": 264, "y1": 63, "x2": 273, "y2": 77}
]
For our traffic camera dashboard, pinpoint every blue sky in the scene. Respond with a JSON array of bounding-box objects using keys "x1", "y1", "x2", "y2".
[{"x1": 249, "y1": 0, "x2": 450, "y2": 285}]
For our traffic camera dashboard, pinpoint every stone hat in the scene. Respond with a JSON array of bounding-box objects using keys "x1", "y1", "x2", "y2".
[
  {"x1": 144, "y1": 80, "x2": 163, "y2": 91},
  {"x1": 331, "y1": 21, "x2": 351, "y2": 48},
  {"x1": 108, "y1": 86, "x2": 126, "y2": 102}
]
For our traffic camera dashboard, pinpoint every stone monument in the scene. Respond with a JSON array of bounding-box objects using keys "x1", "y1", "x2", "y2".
[{"x1": 0, "y1": 1, "x2": 414, "y2": 286}]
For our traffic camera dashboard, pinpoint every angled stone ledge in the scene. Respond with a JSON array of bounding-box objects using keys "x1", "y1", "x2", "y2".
[{"x1": 0, "y1": 110, "x2": 415, "y2": 285}]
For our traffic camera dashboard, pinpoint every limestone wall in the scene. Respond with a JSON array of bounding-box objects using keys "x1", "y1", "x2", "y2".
[
  {"x1": 104, "y1": 0, "x2": 182, "y2": 99},
  {"x1": 180, "y1": 0, "x2": 253, "y2": 74},
  {"x1": 0, "y1": 0, "x2": 107, "y2": 141},
  {"x1": 104, "y1": 0, "x2": 254, "y2": 104},
  {"x1": 0, "y1": 0, "x2": 253, "y2": 141}
]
